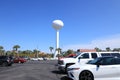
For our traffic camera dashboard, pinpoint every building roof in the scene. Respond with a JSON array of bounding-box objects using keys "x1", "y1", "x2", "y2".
[{"x1": 78, "y1": 49, "x2": 96, "y2": 52}]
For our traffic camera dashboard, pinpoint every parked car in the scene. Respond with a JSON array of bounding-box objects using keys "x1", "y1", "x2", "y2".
[
  {"x1": 67, "y1": 56, "x2": 120, "y2": 80},
  {"x1": 58, "y1": 52, "x2": 120, "y2": 72},
  {"x1": 30, "y1": 57, "x2": 43, "y2": 61},
  {"x1": 14, "y1": 57, "x2": 27, "y2": 63},
  {"x1": 0, "y1": 56, "x2": 13, "y2": 66}
]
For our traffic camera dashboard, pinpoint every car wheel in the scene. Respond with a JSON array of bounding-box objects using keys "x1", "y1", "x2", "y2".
[
  {"x1": 79, "y1": 70, "x2": 94, "y2": 80},
  {"x1": 2, "y1": 62, "x2": 8, "y2": 67}
]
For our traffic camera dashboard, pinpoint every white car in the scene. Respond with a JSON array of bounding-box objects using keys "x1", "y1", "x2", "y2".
[
  {"x1": 58, "y1": 52, "x2": 120, "y2": 72},
  {"x1": 30, "y1": 58, "x2": 43, "y2": 61},
  {"x1": 67, "y1": 56, "x2": 120, "y2": 80}
]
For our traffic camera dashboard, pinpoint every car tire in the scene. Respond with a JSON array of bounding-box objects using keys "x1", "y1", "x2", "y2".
[{"x1": 79, "y1": 70, "x2": 94, "y2": 80}]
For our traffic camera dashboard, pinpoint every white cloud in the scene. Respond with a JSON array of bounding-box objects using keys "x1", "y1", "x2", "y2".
[{"x1": 62, "y1": 34, "x2": 120, "y2": 51}]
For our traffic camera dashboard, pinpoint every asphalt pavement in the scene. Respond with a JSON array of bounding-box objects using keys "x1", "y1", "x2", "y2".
[{"x1": 0, "y1": 60, "x2": 70, "y2": 80}]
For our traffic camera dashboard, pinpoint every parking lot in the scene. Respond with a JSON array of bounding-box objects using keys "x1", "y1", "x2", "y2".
[{"x1": 0, "y1": 60, "x2": 70, "y2": 80}]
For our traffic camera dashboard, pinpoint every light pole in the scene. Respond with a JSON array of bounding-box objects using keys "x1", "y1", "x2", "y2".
[{"x1": 52, "y1": 20, "x2": 64, "y2": 59}]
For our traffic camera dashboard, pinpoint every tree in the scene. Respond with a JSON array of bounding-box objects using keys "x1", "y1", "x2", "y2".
[
  {"x1": 6, "y1": 51, "x2": 12, "y2": 56},
  {"x1": 13, "y1": 45, "x2": 20, "y2": 57},
  {"x1": 49, "y1": 47, "x2": 54, "y2": 53},
  {"x1": 56, "y1": 48, "x2": 62, "y2": 59},
  {"x1": 63, "y1": 49, "x2": 74, "y2": 57},
  {"x1": 13, "y1": 45, "x2": 20, "y2": 51},
  {"x1": 56, "y1": 48, "x2": 62, "y2": 54},
  {"x1": 94, "y1": 47, "x2": 102, "y2": 52},
  {"x1": 0, "y1": 46, "x2": 3, "y2": 50},
  {"x1": 33, "y1": 49, "x2": 40, "y2": 58},
  {"x1": 106, "y1": 47, "x2": 111, "y2": 51},
  {"x1": 113, "y1": 48, "x2": 120, "y2": 52},
  {"x1": 0, "y1": 46, "x2": 4, "y2": 55}
]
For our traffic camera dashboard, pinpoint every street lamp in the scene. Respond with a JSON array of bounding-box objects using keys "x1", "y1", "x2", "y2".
[{"x1": 52, "y1": 20, "x2": 64, "y2": 59}]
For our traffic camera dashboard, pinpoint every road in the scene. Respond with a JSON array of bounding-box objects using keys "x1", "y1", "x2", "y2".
[{"x1": 0, "y1": 60, "x2": 70, "y2": 80}]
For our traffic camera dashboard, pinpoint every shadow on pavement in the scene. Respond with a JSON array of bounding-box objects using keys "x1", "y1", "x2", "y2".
[
  {"x1": 51, "y1": 70, "x2": 66, "y2": 75},
  {"x1": 60, "y1": 76, "x2": 73, "y2": 80},
  {"x1": 51, "y1": 70, "x2": 73, "y2": 80}
]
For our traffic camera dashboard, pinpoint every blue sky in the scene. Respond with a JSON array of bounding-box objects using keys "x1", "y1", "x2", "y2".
[{"x1": 0, "y1": 0, "x2": 120, "y2": 53}]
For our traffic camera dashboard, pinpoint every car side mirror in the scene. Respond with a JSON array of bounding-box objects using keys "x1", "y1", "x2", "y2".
[
  {"x1": 96, "y1": 63, "x2": 101, "y2": 67},
  {"x1": 78, "y1": 57, "x2": 81, "y2": 59},
  {"x1": 78, "y1": 55, "x2": 84, "y2": 59},
  {"x1": 97, "y1": 64, "x2": 100, "y2": 67},
  {"x1": 78, "y1": 57, "x2": 81, "y2": 62}
]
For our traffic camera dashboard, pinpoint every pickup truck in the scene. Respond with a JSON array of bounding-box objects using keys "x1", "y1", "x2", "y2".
[{"x1": 58, "y1": 52, "x2": 120, "y2": 72}]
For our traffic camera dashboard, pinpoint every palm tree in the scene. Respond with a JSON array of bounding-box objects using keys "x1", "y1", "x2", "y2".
[
  {"x1": 94, "y1": 47, "x2": 102, "y2": 52},
  {"x1": 49, "y1": 47, "x2": 54, "y2": 53},
  {"x1": 106, "y1": 47, "x2": 111, "y2": 51},
  {"x1": 33, "y1": 49, "x2": 40, "y2": 58},
  {"x1": 13, "y1": 45, "x2": 20, "y2": 51},
  {"x1": 0, "y1": 46, "x2": 3, "y2": 50},
  {"x1": 13, "y1": 45, "x2": 20, "y2": 57},
  {"x1": 56, "y1": 48, "x2": 62, "y2": 60},
  {"x1": 56, "y1": 48, "x2": 62, "y2": 54},
  {"x1": 0, "y1": 46, "x2": 4, "y2": 55}
]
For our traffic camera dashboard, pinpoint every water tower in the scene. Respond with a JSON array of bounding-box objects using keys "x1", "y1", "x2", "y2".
[{"x1": 52, "y1": 20, "x2": 64, "y2": 59}]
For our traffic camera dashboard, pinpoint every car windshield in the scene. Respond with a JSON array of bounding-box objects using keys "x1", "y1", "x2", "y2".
[{"x1": 73, "y1": 53, "x2": 81, "y2": 58}]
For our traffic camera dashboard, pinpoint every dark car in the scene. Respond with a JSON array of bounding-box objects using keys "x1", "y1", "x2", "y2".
[
  {"x1": 0, "y1": 56, "x2": 13, "y2": 67},
  {"x1": 14, "y1": 57, "x2": 27, "y2": 63}
]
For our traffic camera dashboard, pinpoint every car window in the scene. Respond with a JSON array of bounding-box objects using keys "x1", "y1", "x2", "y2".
[
  {"x1": 99, "y1": 58, "x2": 114, "y2": 65},
  {"x1": 115, "y1": 58, "x2": 120, "y2": 64},
  {"x1": 101, "y1": 53, "x2": 111, "y2": 56},
  {"x1": 0, "y1": 56, "x2": 7, "y2": 59},
  {"x1": 91, "y1": 53, "x2": 98, "y2": 59},
  {"x1": 111, "y1": 53, "x2": 120, "y2": 58},
  {"x1": 80, "y1": 53, "x2": 89, "y2": 59}
]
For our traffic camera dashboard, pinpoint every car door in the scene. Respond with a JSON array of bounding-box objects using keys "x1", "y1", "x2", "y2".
[
  {"x1": 78, "y1": 53, "x2": 92, "y2": 64},
  {"x1": 94, "y1": 58, "x2": 118, "y2": 78},
  {"x1": 114, "y1": 58, "x2": 120, "y2": 77}
]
